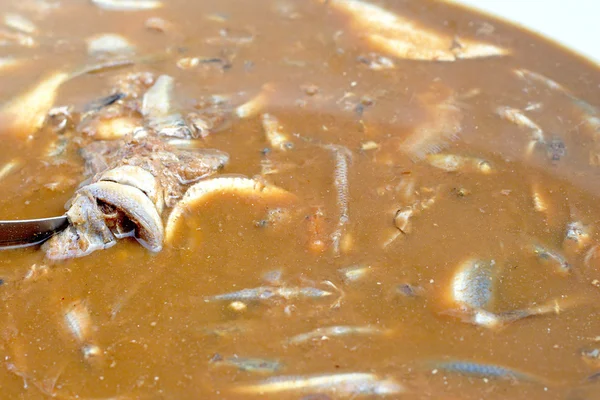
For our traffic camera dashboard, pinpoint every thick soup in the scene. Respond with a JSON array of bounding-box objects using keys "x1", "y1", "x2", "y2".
[{"x1": 0, "y1": 0, "x2": 599, "y2": 399}]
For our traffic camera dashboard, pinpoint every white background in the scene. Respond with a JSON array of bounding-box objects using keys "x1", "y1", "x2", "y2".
[{"x1": 450, "y1": 0, "x2": 600, "y2": 63}]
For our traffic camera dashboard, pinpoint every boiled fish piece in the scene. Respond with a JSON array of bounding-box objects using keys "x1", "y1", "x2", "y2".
[{"x1": 327, "y1": 0, "x2": 509, "y2": 61}]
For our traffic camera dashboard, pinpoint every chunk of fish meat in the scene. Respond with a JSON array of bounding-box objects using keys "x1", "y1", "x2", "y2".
[
  {"x1": 285, "y1": 325, "x2": 392, "y2": 345},
  {"x1": 261, "y1": 113, "x2": 293, "y2": 150},
  {"x1": 430, "y1": 360, "x2": 542, "y2": 382},
  {"x1": 327, "y1": 0, "x2": 508, "y2": 61},
  {"x1": 425, "y1": 154, "x2": 492, "y2": 174},
  {"x1": 87, "y1": 33, "x2": 136, "y2": 57},
  {"x1": 91, "y1": 0, "x2": 163, "y2": 11},
  {"x1": 165, "y1": 176, "x2": 295, "y2": 244},
  {"x1": 204, "y1": 285, "x2": 332, "y2": 303},
  {"x1": 142, "y1": 75, "x2": 192, "y2": 138},
  {"x1": 496, "y1": 106, "x2": 544, "y2": 155},
  {"x1": 231, "y1": 372, "x2": 404, "y2": 396},
  {"x1": 209, "y1": 354, "x2": 283, "y2": 374},
  {"x1": 450, "y1": 259, "x2": 497, "y2": 310}
]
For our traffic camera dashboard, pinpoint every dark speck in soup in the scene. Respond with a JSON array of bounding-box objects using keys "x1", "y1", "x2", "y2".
[{"x1": 0, "y1": 0, "x2": 599, "y2": 399}]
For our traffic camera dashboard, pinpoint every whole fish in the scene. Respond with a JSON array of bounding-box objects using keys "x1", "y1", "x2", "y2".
[
  {"x1": 204, "y1": 286, "x2": 332, "y2": 302},
  {"x1": 209, "y1": 354, "x2": 283, "y2": 374},
  {"x1": 431, "y1": 360, "x2": 541, "y2": 382},
  {"x1": 231, "y1": 372, "x2": 404, "y2": 396},
  {"x1": 285, "y1": 325, "x2": 392, "y2": 345}
]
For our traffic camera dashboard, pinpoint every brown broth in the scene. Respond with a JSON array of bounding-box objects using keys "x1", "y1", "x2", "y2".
[{"x1": 0, "y1": 0, "x2": 599, "y2": 399}]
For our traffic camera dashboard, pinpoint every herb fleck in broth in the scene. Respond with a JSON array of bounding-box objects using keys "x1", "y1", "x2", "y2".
[{"x1": 0, "y1": 0, "x2": 599, "y2": 398}]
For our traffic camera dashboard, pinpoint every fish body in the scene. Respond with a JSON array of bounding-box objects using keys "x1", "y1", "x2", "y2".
[
  {"x1": 0, "y1": 72, "x2": 69, "y2": 138},
  {"x1": 204, "y1": 286, "x2": 332, "y2": 302},
  {"x1": 232, "y1": 372, "x2": 404, "y2": 396},
  {"x1": 432, "y1": 360, "x2": 539, "y2": 382},
  {"x1": 324, "y1": 144, "x2": 352, "y2": 255},
  {"x1": 142, "y1": 74, "x2": 192, "y2": 138},
  {"x1": 285, "y1": 325, "x2": 391, "y2": 345},
  {"x1": 451, "y1": 259, "x2": 496, "y2": 310},
  {"x1": 425, "y1": 154, "x2": 492, "y2": 174},
  {"x1": 210, "y1": 355, "x2": 283, "y2": 374},
  {"x1": 261, "y1": 113, "x2": 292, "y2": 150},
  {"x1": 327, "y1": 0, "x2": 507, "y2": 62}
]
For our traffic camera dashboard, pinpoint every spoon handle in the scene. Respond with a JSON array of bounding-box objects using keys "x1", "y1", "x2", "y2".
[{"x1": 0, "y1": 215, "x2": 68, "y2": 249}]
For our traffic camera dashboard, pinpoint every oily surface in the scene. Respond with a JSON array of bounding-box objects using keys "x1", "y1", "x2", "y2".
[{"x1": 0, "y1": 0, "x2": 599, "y2": 399}]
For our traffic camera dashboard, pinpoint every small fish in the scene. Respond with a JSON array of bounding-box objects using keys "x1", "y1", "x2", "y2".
[
  {"x1": 0, "y1": 57, "x2": 151, "y2": 139},
  {"x1": 496, "y1": 106, "x2": 544, "y2": 155},
  {"x1": 514, "y1": 69, "x2": 566, "y2": 92},
  {"x1": 431, "y1": 360, "x2": 541, "y2": 382},
  {"x1": 327, "y1": 0, "x2": 508, "y2": 62},
  {"x1": 285, "y1": 325, "x2": 392, "y2": 345},
  {"x1": 515, "y1": 69, "x2": 600, "y2": 132},
  {"x1": 531, "y1": 244, "x2": 571, "y2": 275},
  {"x1": 338, "y1": 264, "x2": 371, "y2": 282},
  {"x1": 231, "y1": 372, "x2": 404, "y2": 396},
  {"x1": 261, "y1": 113, "x2": 293, "y2": 150},
  {"x1": 425, "y1": 154, "x2": 492, "y2": 174},
  {"x1": 91, "y1": 0, "x2": 163, "y2": 11},
  {"x1": 142, "y1": 75, "x2": 192, "y2": 138},
  {"x1": 64, "y1": 300, "x2": 92, "y2": 343},
  {"x1": 204, "y1": 286, "x2": 333, "y2": 303},
  {"x1": 210, "y1": 354, "x2": 283, "y2": 374},
  {"x1": 324, "y1": 144, "x2": 352, "y2": 256},
  {"x1": 0, "y1": 71, "x2": 70, "y2": 138},
  {"x1": 450, "y1": 259, "x2": 496, "y2": 310}
]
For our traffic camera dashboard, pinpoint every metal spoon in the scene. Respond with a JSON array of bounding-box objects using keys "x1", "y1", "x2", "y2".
[{"x1": 0, "y1": 215, "x2": 68, "y2": 249}]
